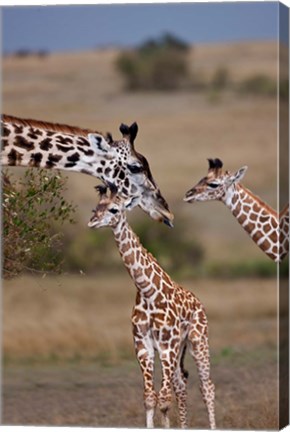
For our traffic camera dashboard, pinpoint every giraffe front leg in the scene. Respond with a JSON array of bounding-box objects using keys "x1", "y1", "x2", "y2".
[
  {"x1": 158, "y1": 351, "x2": 178, "y2": 428},
  {"x1": 133, "y1": 331, "x2": 157, "y2": 428}
]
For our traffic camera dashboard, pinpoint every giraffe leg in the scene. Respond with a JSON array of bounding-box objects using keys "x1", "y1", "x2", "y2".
[
  {"x1": 133, "y1": 335, "x2": 157, "y2": 428},
  {"x1": 158, "y1": 351, "x2": 178, "y2": 428},
  {"x1": 188, "y1": 325, "x2": 216, "y2": 429},
  {"x1": 172, "y1": 360, "x2": 188, "y2": 428}
]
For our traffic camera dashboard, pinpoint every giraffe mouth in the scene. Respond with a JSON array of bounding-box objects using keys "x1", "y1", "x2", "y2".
[
  {"x1": 164, "y1": 218, "x2": 174, "y2": 228},
  {"x1": 148, "y1": 206, "x2": 174, "y2": 228},
  {"x1": 88, "y1": 219, "x2": 99, "y2": 229},
  {"x1": 138, "y1": 191, "x2": 174, "y2": 227},
  {"x1": 183, "y1": 190, "x2": 196, "y2": 203}
]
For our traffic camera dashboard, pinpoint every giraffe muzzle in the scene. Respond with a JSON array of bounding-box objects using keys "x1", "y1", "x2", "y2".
[
  {"x1": 164, "y1": 218, "x2": 174, "y2": 228},
  {"x1": 183, "y1": 189, "x2": 196, "y2": 203},
  {"x1": 88, "y1": 219, "x2": 99, "y2": 229}
]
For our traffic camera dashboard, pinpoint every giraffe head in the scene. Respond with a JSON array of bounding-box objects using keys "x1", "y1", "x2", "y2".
[
  {"x1": 2, "y1": 114, "x2": 173, "y2": 227},
  {"x1": 88, "y1": 122, "x2": 173, "y2": 227},
  {"x1": 183, "y1": 158, "x2": 248, "y2": 203},
  {"x1": 88, "y1": 184, "x2": 134, "y2": 229}
]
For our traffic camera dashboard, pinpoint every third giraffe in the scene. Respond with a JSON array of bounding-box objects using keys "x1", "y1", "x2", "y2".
[{"x1": 184, "y1": 158, "x2": 289, "y2": 262}]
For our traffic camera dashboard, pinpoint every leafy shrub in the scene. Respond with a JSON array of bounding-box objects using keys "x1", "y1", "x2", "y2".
[
  {"x1": 2, "y1": 169, "x2": 76, "y2": 278},
  {"x1": 116, "y1": 33, "x2": 190, "y2": 91}
]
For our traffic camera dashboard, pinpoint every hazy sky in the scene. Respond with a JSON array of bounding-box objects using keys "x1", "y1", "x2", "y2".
[{"x1": 2, "y1": 2, "x2": 288, "y2": 54}]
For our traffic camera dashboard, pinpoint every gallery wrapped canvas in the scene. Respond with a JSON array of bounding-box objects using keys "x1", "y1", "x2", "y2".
[{"x1": 1, "y1": 1, "x2": 289, "y2": 430}]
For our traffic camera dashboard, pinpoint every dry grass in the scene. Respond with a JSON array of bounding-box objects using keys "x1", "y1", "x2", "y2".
[
  {"x1": 3, "y1": 275, "x2": 278, "y2": 429},
  {"x1": 2, "y1": 358, "x2": 278, "y2": 429},
  {"x1": 3, "y1": 274, "x2": 277, "y2": 361}
]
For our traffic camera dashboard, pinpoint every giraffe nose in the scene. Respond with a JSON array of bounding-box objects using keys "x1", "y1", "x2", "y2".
[
  {"x1": 163, "y1": 218, "x2": 174, "y2": 228},
  {"x1": 183, "y1": 188, "x2": 195, "y2": 202}
]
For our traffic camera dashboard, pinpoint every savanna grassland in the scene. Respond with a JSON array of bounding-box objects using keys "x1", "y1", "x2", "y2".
[
  {"x1": 3, "y1": 275, "x2": 278, "y2": 428},
  {"x1": 2, "y1": 40, "x2": 284, "y2": 428}
]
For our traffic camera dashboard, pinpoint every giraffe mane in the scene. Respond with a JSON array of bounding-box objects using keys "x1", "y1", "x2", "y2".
[
  {"x1": 2, "y1": 114, "x2": 102, "y2": 138},
  {"x1": 95, "y1": 185, "x2": 108, "y2": 196}
]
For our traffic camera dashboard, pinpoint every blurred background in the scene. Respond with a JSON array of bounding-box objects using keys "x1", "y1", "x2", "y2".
[{"x1": 2, "y1": 2, "x2": 289, "y2": 429}]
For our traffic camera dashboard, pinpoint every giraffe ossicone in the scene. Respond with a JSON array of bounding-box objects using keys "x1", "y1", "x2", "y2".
[
  {"x1": 1, "y1": 114, "x2": 173, "y2": 226},
  {"x1": 184, "y1": 158, "x2": 289, "y2": 262},
  {"x1": 88, "y1": 184, "x2": 216, "y2": 429}
]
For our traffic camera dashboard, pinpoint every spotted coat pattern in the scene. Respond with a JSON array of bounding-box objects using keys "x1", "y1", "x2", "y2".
[
  {"x1": 184, "y1": 158, "x2": 289, "y2": 263},
  {"x1": 280, "y1": 205, "x2": 289, "y2": 262},
  {"x1": 88, "y1": 188, "x2": 216, "y2": 429},
  {"x1": 1, "y1": 114, "x2": 173, "y2": 225}
]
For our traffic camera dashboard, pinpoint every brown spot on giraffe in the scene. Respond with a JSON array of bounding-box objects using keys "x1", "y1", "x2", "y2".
[
  {"x1": 29, "y1": 152, "x2": 43, "y2": 167},
  {"x1": 2, "y1": 126, "x2": 10, "y2": 137},
  {"x1": 8, "y1": 149, "x2": 23, "y2": 165},
  {"x1": 39, "y1": 138, "x2": 53, "y2": 151},
  {"x1": 14, "y1": 135, "x2": 34, "y2": 150}
]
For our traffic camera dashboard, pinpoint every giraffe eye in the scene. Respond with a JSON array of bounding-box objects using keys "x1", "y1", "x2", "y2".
[
  {"x1": 127, "y1": 163, "x2": 143, "y2": 174},
  {"x1": 109, "y1": 208, "x2": 118, "y2": 214},
  {"x1": 208, "y1": 183, "x2": 219, "y2": 188}
]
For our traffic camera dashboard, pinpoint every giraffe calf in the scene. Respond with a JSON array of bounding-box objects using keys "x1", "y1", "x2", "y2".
[{"x1": 88, "y1": 184, "x2": 216, "y2": 429}]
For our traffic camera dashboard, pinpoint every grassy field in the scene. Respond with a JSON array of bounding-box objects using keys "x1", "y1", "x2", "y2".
[
  {"x1": 2, "y1": 40, "x2": 282, "y2": 429},
  {"x1": 2, "y1": 275, "x2": 278, "y2": 428}
]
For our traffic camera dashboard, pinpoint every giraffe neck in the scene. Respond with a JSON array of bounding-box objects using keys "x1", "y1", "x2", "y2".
[
  {"x1": 222, "y1": 183, "x2": 279, "y2": 261},
  {"x1": 1, "y1": 115, "x2": 107, "y2": 178},
  {"x1": 279, "y1": 204, "x2": 289, "y2": 262},
  {"x1": 112, "y1": 216, "x2": 171, "y2": 298}
]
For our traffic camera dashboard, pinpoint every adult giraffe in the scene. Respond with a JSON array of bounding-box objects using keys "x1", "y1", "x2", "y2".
[
  {"x1": 1, "y1": 114, "x2": 173, "y2": 226},
  {"x1": 184, "y1": 158, "x2": 289, "y2": 262}
]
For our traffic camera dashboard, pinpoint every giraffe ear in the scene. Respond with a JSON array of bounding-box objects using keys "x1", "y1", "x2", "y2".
[
  {"x1": 88, "y1": 133, "x2": 111, "y2": 154},
  {"x1": 129, "y1": 122, "x2": 138, "y2": 144},
  {"x1": 228, "y1": 166, "x2": 248, "y2": 185},
  {"x1": 120, "y1": 122, "x2": 138, "y2": 144}
]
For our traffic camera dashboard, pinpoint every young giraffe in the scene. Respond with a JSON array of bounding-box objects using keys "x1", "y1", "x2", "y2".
[
  {"x1": 184, "y1": 158, "x2": 289, "y2": 262},
  {"x1": 1, "y1": 114, "x2": 173, "y2": 226},
  {"x1": 88, "y1": 184, "x2": 216, "y2": 429}
]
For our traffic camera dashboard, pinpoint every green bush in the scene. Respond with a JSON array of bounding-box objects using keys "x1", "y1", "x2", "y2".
[
  {"x1": 2, "y1": 169, "x2": 76, "y2": 278},
  {"x1": 116, "y1": 33, "x2": 190, "y2": 91}
]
